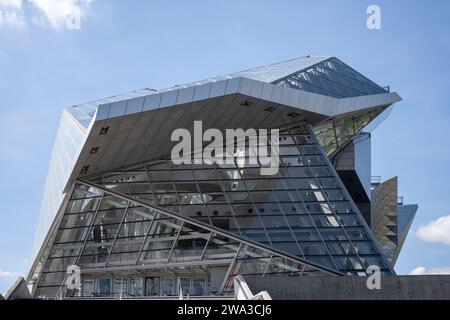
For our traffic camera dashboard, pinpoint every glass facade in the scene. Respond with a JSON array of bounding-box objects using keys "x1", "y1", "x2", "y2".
[
  {"x1": 32, "y1": 116, "x2": 394, "y2": 299},
  {"x1": 85, "y1": 122, "x2": 390, "y2": 278},
  {"x1": 274, "y1": 57, "x2": 387, "y2": 98},
  {"x1": 34, "y1": 121, "x2": 394, "y2": 299},
  {"x1": 31, "y1": 110, "x2": 88, "y2": 280},
  {"x1": 30, "y1": 121, "x2": 393, "y2": 298},
  {"x1": 34, "y1": 180, "x2": 328, "y2": 298},
  {"x1": 313, "y1": 107, "x2": 386, "y2": 155}
]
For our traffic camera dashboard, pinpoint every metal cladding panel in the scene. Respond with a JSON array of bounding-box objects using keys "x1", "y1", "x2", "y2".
[
  {"x1": 193, "y1": 82, "x2": 212, "y2": 101},
  {"x1": 333, "y1": 133, "x2": 372, "y2": 200},
  {"x1": 394, "y1": 204, "x2": 418, "y2": 265},
  {"x1": 176, "y1": 86, "x2": 196, "y2": 104},
  {"x1": 67, "y1": 89, "x2": 155, "y2": 128},
  {"x1": 125, "y1": 97, "x2": 145, "y2": 115},
  {"x1": 68, "y1": 85, "x2": 347, "y2": 184},
  {"x1": 142, "y1": 92, "x2": 162, "y2": 112},
  {"x1": 353, "y1": 134, "x2": 372, "y2": 199},
  {"x1": 209, "y1": 80, "x2": 228, "y2": 98},
  {"x1": 159, "y1": 90, "x2": 179, "y2": 108},
  {"x1": 371, "y1": 177, "x2": 399, "y2": 264}
]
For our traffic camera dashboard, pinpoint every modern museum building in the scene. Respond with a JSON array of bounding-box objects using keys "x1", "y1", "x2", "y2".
[{"x1": 25, "y1": 56, "x2": 419, "y2": 299}]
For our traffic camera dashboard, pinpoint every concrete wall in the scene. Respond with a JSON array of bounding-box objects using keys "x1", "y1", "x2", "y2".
[{"x1": 245, "y1": 275, "x2": 450, "y2": 300}]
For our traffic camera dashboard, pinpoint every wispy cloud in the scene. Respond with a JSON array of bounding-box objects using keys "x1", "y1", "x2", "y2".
[
  {"x1": 0, "y1": 269, "x2": 22, "y2": 295},
  {"x1": 0, "y1": 0, "x2": 94, "y2": 30},
  {"x1": 416, "y1": 215, "x2": 450, "y2": 246},
  {"x1": 0, "y1": 268, "x2": 21, "y2": 278},
  {"x1": 29, "y1": 0, "x2": 92, "y2": 30},
  {"x1": 0, "y1": 0, "x2": 22, "y2": 9},
  {"x1": 408, "y1": 266, "x2": 450, "y2": 275},
  {"x1": 0, "y1": 0, "x2": 26, "y2": 29}
]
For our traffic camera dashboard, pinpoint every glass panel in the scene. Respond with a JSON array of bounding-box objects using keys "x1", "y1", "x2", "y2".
[
  {"x1": 203, "y1": 233, "x2": 239, "y2": 261},
  {"x1": 81, "y1": 278, "x2": 95, "y2": 297},
  {"x1": 60, "y1": 212, "x2": 95, "y2": 229},
  {"x1": 107, "y1": 237, "x2": 142, "y2": 266},
  {"x1": 145, "y1": 277, "x2": 160, "y2": 296},
  {"x1": 54, "y1": 227, "x2": 90, "y2": 244},
  {"x1": 193, "y1": 277, "x2": 206, "y2": 296},
  {"x1": 170, "y1": 223, "x2": 210, "y2": 263},
  {"x1": 113, "y1": 277, "x2": 128, "y2": 295},
  {"x1": 99, "y1": 195, "x2": 128, "y2": 210},
  {"x1": 39, "y1": 272, "x2": 66, "y2": 287},
  {"x1": 48, "y1": 243, "x2": 82, "y2": 259},
  {"x1": 129, "y1": 277, "x2": 143, "y2": 297},
  {"x1": 138, "y1": 217, "x2": 181, "y2": 264},
  {"x1": 161, "y1": 277, "x2": 176, "y2": 296},
  {"x1": 44, "y1": 256, "x2": 77, "y2": 272},
  {"x1": 98, "y1": 278, "x2": 111, "y2": 297},
  {"x1": 179, "y1": 277, "x2": 190, "y2": 295},
  {"x1": 66, "y1": 197, "x2": 101, "y2": 214}
]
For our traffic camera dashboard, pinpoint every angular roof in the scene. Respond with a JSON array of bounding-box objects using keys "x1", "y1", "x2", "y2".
[
  {"x1": 67, "y1": 56, "x2": 388, "y2": 128},
  {"x1": 166, "y1": 55, "x2": 331, "y2": 86},
  {"x1": 66, "y1": 56, "x2": 330, "y2": 128}
]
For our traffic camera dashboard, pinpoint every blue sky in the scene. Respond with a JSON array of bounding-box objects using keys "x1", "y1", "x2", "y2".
[{"x1": 1, "y1": 0, "x2": 449, "y2": 293}]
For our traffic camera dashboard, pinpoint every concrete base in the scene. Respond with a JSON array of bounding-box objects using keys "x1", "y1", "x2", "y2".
[{"x1": 245, "y1": 275, "x2": 450, "y2": 300}]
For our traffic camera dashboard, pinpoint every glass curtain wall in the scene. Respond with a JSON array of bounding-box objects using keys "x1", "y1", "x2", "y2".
[
  {"x1": 34, "y1": 182, "x2": 325, "y2": 298},
  {"x1": 87, "y1": 122, "x2": 391, "y2": 277}
]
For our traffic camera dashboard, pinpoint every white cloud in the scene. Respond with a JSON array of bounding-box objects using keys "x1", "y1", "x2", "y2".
[
  {"x1": 416, "y1": 215, "x2": 450, "y2": 246},
  {"x1": 0, "y1": 8, "x2": 25, "y2": 28},
  {"x1": 29, "y1": 0, "x2": 92, "y2": 30},
  {"x1": 0, "y1": 0, "x2": 22, "y2": 9},
  {"x1": 0, "y1": 269, "x2": 22, "y2": 295},
  {"x1": 0, "y1": 269, "x2": 21, "y2": 278},
  {"x1": 409, "y1": 266, "x2": 450, "y2": 275},
  {"x1": 0, "y1": 0, "x2": 25, "y2": 28},
  {"x1": 0, "y1": 0, "x2": 94, "y2": 30}
]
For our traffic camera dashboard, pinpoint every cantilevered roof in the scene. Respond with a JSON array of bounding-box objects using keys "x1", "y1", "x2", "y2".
[
  {"x1": 66, "y1": 56, "x2": 357, "y2": 128},
  {"x1": 67, "y1": 76, "x2": 400, "y2": 195},
  {"x1": 59, "y1": 56, "x2": 401, "y2": 195},
  {"x1": 66, "y1": 88, "x2": 156, "y2": 128}
]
